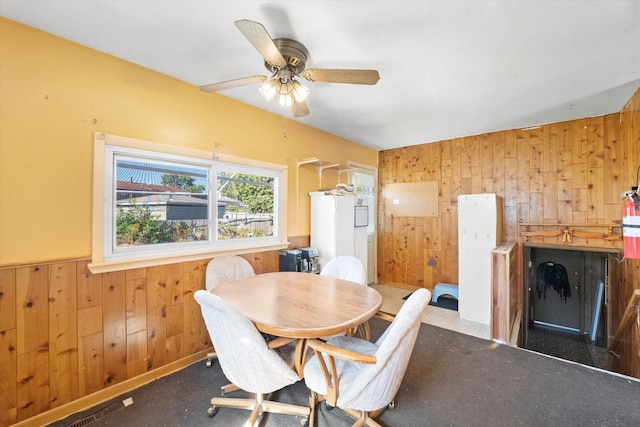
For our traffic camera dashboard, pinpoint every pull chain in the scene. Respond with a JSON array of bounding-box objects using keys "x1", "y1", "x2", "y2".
[{"x1": 282, "y1": 104, "x2": 288, "y2": 139}]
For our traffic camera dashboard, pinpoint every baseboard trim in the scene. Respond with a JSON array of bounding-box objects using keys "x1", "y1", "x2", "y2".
[{"x1": 12, "y1": 350, "x2": 210, "y2": 427}]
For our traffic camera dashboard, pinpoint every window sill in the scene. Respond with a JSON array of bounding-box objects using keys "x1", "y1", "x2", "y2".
[{"x1": 88, "y1": 242, "x2": 290, "y2": 274}]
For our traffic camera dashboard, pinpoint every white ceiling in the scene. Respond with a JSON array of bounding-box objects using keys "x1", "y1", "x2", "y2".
[{"x1": 2, "y1": 0, "x2": 639, "y2": 151}]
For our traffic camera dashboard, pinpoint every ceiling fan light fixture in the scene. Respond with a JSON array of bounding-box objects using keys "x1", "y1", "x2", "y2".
[
  {"x1": 258, "y1": 78, "x2": 279, "y2": 101},
  {"x1": 291, "y1": 79, "x2": 310, "y2": 103},
  {"x1": 278, "y1": 93, "x2": 293, "y2": 107},
  {"x1": 261, "y1": 75, "x2": 309, "y2": 107},
  {"x1": 277, "y1": 80, "x2": 309, "y2": 106},
  {"x1": 277, "y1": 82, "x2": 293, "y2": 106}
]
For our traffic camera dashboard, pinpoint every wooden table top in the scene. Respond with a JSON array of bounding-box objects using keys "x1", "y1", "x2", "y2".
[{"x1": 209, "y1": 271, "x2": 382, "y2": 338}]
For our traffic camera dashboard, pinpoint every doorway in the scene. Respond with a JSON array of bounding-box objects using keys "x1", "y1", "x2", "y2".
[
  {"x1": 523, "y1": 245, "x2": 615, "y2": 370},
  {"x1": 350, "y1": 165, "x2": 377, "y2": 284}
]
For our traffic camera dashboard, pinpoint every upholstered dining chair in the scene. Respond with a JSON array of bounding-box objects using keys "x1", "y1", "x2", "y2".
[
  {"x1": 194, "y1": 290, "x2": 310, "y2": 426},
  {"x1": 320, "y1": 255, "x2": 367, "y2": 285},
  {"x1": 303, "y1": 288, "x2": 430, "y2": 427},
  {"x1": 320, "y1": 256, "x2": 369, "y2": 340},
  {"x1": 205, "y1": 255, "x2": 256, "y2": 292},
  {"x1": 204, "y1": 255, "x2": 256, "y2": 395}
]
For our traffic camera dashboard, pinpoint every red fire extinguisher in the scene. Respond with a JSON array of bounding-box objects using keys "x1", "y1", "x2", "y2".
[{"x1": 622, "y1": 188, "x2": 640, "y2": 259}]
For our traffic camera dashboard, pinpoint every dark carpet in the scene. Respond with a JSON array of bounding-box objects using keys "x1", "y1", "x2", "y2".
[
  {"x1": 51, "y1": 318, "x2": 640, "y2": 427},
  {"x1": 526, "y1": 325, "x2": 610, "y2": 371}
]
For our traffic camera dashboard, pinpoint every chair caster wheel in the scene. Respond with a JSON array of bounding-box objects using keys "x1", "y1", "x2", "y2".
[
  {"x1": 388, "y1": 400, "x2": 395, "y2": 409},
  {"x1": 206, "y1": 358, "x2": 213, "y2": 368},
  {"x1": 207, "y1": 406, "x2": 218, "y2": 418}
]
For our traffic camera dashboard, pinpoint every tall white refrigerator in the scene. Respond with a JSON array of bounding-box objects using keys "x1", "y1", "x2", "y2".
[
  {"x1": 457, "y1": 194, "x2": 503, "y2": 325},
  {"x1": 309, "y1": 192, "x2": 368, "y2": 276}
]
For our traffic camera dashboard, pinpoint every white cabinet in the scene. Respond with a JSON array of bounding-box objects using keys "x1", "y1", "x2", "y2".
[
  {"x1": 458, "y1": 194, "x2": 503, "y2": 325},
  {"x1": 310, "y1": 192, "x2": 367, "y2": 277}
]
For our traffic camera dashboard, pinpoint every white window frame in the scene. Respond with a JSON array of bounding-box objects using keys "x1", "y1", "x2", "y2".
[{"x1": 89, "y1": 133, "x2": 288, "y2": 273}]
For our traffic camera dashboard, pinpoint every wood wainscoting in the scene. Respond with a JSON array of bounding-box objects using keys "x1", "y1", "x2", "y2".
[{"x1": 0, "y1": 236, "x2": 310, "y2": 426}]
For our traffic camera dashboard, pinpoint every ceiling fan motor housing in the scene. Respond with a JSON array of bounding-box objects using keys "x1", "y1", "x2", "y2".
[{"x1": 266, "y1": 38, "x2": 309, "y2": 75}]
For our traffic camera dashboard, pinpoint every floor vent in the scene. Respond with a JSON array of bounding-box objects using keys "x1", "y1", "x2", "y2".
[
  {"x1": 65, "y1": 401, "x2": 125, "y2": 427},
  {"x1": 66, "y1": 416, "x2": 96, "y2": 427}
]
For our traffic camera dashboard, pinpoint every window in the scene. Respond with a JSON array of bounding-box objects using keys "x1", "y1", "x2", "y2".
[
  {"x1": 90, "y1": 133, "x2": 288, "y2": 273},
  {"x1": 114, "y1": 156, "x2": 210, "y2": 250}
]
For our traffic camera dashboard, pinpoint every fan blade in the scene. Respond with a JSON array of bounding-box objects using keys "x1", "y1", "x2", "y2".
[
  {"x1": 301, "y1": 69, "x2": 380, "y2": 85},
  {"x1": 199, "y1": 75, "x2": 268, "y2": 92},
  {"x1": 292, "y1": 99, "x2": 310, "y2": 117},
  {"x1": 235, "y1": 19, "x2": 286, "y2": 68}
]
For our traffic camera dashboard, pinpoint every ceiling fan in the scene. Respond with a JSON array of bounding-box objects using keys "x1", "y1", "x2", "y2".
[{"x1": 199, "y1": 19, "x2": 380, "y2": 117}]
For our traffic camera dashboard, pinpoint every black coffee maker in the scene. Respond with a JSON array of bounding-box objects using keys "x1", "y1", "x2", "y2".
[
  {"x1": 279, "y1": 249, "x2": 302, "y2": 272},
  {"x1": 299, "y1": 247, "x2": 319, "y2": 273}
]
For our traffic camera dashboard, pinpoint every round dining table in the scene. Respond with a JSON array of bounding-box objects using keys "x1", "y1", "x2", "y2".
[{"x1": 208, "y1": 271, "x2": 382, "y2": 376}]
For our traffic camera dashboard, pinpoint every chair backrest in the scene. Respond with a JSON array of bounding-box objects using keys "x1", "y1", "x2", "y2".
[
  {"x1": 320, "y1": 256, "x2": 367, "y2": 285},
  {"x1": 194, "y1": 290, "x2": 299, "y2": 393},
  {"x1": 338, "y1": 288, "x2": 430, "y2": 410},
  {"x1": 205, "y1": 255, "x2": 255, "y2": 291}
]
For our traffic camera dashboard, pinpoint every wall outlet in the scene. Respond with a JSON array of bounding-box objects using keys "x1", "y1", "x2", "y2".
[{"x1": 428, "y1": 256, "x2": 436, "y2": 266}]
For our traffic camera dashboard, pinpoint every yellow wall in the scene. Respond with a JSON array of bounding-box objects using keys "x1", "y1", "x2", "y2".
[{"x1": 0, "y1": 17, "x2": 377, "y2": 266}]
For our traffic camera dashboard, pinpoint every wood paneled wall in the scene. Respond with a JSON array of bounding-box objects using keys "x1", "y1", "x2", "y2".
[
  {"x1": 378, "y1": 113, "x2": 627, "y2": 287},
  {"x1": 614, "y1": 88, "x2": 640, "y2": 378},
  {"x1": 0, "y1": 236, "x2": 310, "y2": 426},
  {"x1": 377, "y1": 87, "x2": 640, "y2": 378}
]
